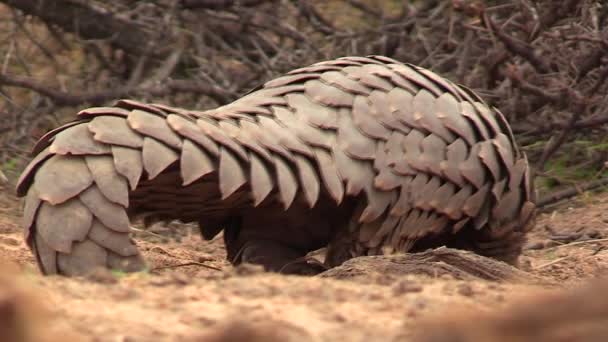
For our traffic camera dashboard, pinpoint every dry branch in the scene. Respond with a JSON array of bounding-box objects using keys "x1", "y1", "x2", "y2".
[
  {"x1": 0, "y1": 0, "x2": 164, "y2": 57},
  {"x1": 483, "y1": 13, "x2": 553, "y2": 74},
  {"x1": 537, "y1": 177, "x2": 608, "y2": 207},
  {"x1": 0, "y1": 73, "x2": 234, "y2": 106},
  {"x1": 180, "y1": 0, "x2": 273, "y2": 10}
]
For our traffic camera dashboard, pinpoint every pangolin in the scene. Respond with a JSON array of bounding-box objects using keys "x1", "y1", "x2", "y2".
[{"x1": 16, "y1": 55, "x2": 536, "y2": 276}]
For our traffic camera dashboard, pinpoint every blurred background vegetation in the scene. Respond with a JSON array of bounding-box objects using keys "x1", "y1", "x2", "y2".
[{"x1": 0, "y1": 0, "x2": 606, "y2": 206}]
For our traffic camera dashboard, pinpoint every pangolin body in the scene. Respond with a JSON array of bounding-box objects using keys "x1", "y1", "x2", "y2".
[{"x1": 17, "y1": 55, "x2": 536, "y2": 276}]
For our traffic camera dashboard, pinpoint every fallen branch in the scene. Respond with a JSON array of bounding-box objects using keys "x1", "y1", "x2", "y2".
[
  {"x1": 537, "y1": 177, "x2": 608, "y2": 207},
  {"x1": 513, "y1": 113, "x2": 608, "y2": 135}
]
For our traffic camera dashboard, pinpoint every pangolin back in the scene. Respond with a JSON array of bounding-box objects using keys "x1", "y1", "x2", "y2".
[{"x1": 17, "y1": 55, "x2": 536, "y2": 275}]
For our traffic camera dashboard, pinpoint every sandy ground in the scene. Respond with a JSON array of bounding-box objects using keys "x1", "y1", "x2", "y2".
[{"x1": 0, "y1": 182, "x2": 607, "y2": 342}]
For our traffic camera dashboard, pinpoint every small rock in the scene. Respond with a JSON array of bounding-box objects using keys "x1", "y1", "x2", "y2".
[
  {"x1": 196, "y1": 316, "x2": 216, "y2": 326},
  {"x1": 550, "y1": 232, "x2": 581, "y2": 243},
  {"x1": 0, "y1": 226, "x2": 16, "y2": 234},
  {"x1": 150, "y1": 272, "x2": 190, "y2": 286},
  {"x1": 576, "y1": 235, "x2": 593, "y2": 242},
  {"x1": 524, "y1": 241, "x2": 545, "y2": 250},
  {"x1": 544, "y1": 240, "x2": 560, "y2": 248},
  {"x1": 375, "y1": 273, "x2": 396, "y2": 286},
  {"x1": 0, "y1": 170, "x2": 7, "y2": 184},
  {"x1": 457, "y1": 283, "x2": 474, "y2": 297},
  {"x1": 392, "y1": 280, "x2": 423, "y2": 295},
  {"x1": 519, "y1": 257, "x2": 533, "y2": 271},
  {"x1": 439, "y1": 274, "x2": 456, "y2": 281},
  {"x1": 85, "y1": 268, "x2": 118, "y2": 284},
  {"x1": 112, "y1": 288, "x2": 139, "y2": 301},
  {"x1": 413, "y1": 298, "x2": 427, "y2": 310},
  {"x1": 232, "y1": 263, "x2": 265, "y2": 276},
  {"x1": 149, "y1": 246, "x2": 171, "y2": 255},
  {"x1": 333, "y1": 313, "x2": 347, "y2": 322},
  {"x1": 367, "y1": 292, "x2": 384, "y2": 301},
  {"x1": 0, "y1": 237, "x2": 19, "y2": 246},
  {"x1": 169, "y1": 272, "x2": 191, "y2": 285},
  {"x1": 406, "y1": 309, "x2": 418, "y2": 318},
  {"x1": 486, "y1": 283, "x2": 504, "y2": 291},
  {"x1": 198, "y1": 255, "x2": 213, "y2": 263}
]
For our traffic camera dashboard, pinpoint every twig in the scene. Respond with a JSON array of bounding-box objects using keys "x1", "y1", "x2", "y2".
[
  {"x1": 10, "y1": 8, "x2": 58, "y2": 67},
  {"x1": 179, "y1": 0, "x2": 271, "y2": 10},
  {"x1": 83, "y1": 43, "x2": 124, "y2": 76},
  {"x1": 151, "y1": 261, "x2": 222, "y2": 271},
  {"x1": 130, "y1": 227, "x2": 166, "y2": 239},
  {"x1": 537, "y1": 114, "x2": 579, "y2": 171},
  {"x1": 345, "y1": 0, "x2": 382, "y2": 18},
  {"x1": 126, "y1": 53, "x2": 150, "y2": 89},
  {"x1": 297, "y1": 0, "x2": 335, "y2": 35},
  {"x1": 505, "y1": 62, "x2": 589, "y2": 170},
  {"x1": 533, "y1": 255, "x2": 571, "y2": 270},
  {"x1": 543, "y1": 238, "x2": 608, "y2": 251},
  {"x1": 588, "y1": 65, "x2": 608, "y2": 94},
  {"x1": 141, "y1": 47, "x2": 185, "y2": 88},
  {"x1": 576, "y1": 45, "x2": 605, "y2": 80},
  {"x1": 483, "y1": 12, "x2": 553, "y2": 74},
  {"x1": 504, "y1": 64, "x2": 562, "y2": 103}
]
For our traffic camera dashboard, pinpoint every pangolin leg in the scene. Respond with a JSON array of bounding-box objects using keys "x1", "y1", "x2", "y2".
[
  {"x1": 280, "y1": 256, "x2": 328, "y2": 275},
  {"x1": 472, "y1": 230, "x2": 526, "y2": 266},
  {"x1": 232, "y1": 239, "x2": 325, "y2": 275}
]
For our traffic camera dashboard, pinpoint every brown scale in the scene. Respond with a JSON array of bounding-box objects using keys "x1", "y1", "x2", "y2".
[{"x1": 16, "y1": 56, "x2": 536, "y2": 276}]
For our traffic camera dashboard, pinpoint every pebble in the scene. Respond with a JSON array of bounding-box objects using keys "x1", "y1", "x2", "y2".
[
  {"x1": 85, "y1": 268, "x2": 118, "y2": 284},
  {"x1": 524, "y1": 241, "x2": 544, "y2": 250},
  {"x1": 457, "y1": 283, "x2": 474, "y2": 297},
  {"x1": 392, "y1": 280, "x2": 423, "y2": 295},
  {"x1": 232, "y1": 263, "x2": 265, "y2": 276}
]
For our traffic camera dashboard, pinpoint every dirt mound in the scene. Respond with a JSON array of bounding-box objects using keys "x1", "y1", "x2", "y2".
[
  {"x1": 197, "y1": 319, "x2": 314, "y2": 342},
  {"x1": 320, "y1": 247, "x2": 548, "y2": 284},
  {"x1": 415, "y1": 278, "x2": 608, "y2": 342}
]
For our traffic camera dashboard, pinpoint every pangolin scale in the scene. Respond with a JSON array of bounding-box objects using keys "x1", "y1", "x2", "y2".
[{"x1": 16, "y1": 55, "x2": 536, "y2": 276}]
